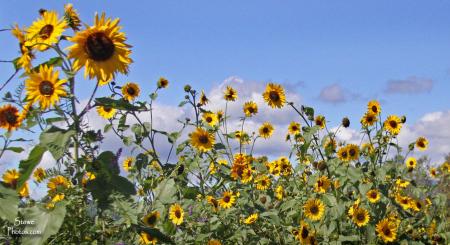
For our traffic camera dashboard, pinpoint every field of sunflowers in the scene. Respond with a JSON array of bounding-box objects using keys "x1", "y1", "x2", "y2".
[{"x1": 0, "y1": 4, "x2": 449, "y2": 245}]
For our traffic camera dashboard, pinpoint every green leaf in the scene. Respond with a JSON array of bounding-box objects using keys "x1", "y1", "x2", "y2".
[
  {"x1": 39, "y1": 126, "x2": 75, "y2": 160},
  {"x1": 110, "y1": 176, "x2": 137, "y2": 196},
  {"x1": 303, "y1": 106, "x2": 315, "y2": 120},
  {"x1": 0, "y1": 184, "x2": 19, "y2": 222},
  {"x1": 214, "y1": 143, "x2": 226, "y2": 150},
  {"x1": 178, "y1": 101, "x2": 188, "y2": 107},
  {"x1": 17, "y1": 145, "x2": 47, "y2": 190},
  {"x1": 104, "y1": 124, "x2": 113, "y2": 133},
  {"x1": 153, "y1": 179, "x2": 177, "y2": 204},
  {"x1": 5, "y1": 146, "x2": 24, "y2": 153},
  {"x1": 95, "y1": 97, "x2": 140, "y2": 111},
  {"x1": 168, "y1": 132, "x2": 180, "y2": 144},
  {"x1": 338, "y1": 235, "x2": 360, "y2": 242},
  {"x1": 21, "y1": 202, "x2": 67, "y2": 245},
  {"x1": 347, "y1": 166, "x2": 363, "y2": 182}
]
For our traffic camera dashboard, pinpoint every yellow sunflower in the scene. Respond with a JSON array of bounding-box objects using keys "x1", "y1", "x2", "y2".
[
  {"x1": 337, "y1": 146, "x2": 350, "y2": 162},
  {"x1": 243, "y1": 101, "x2": 258, "y2": 117},
  {"x1": 47, "y1": 175, "x2": 70, "y2": 194},
  {"x1": 405, "y1": 157, "x2": 417, "y2": 170},
  {"x1": 259, "y1": 122, "x2": 274, "y2": 139},
  {"x1": 395, "y1": 194, "x2": 411, "y2": 210},
  {"x1": 254, "y1": 175, "x2": 271, "y2": 190},
  {"x1": 219, "y1": 191, "x2": 236, "y2": 209},
  {"x1": 275, "y1": 185, "x2": 284, "y2": 200},
  {"x1": 395, "y1": 179, "x2": 410, "y2": 188},
  {"x1": 122, "y1": 157, "x2": 134, "y2": 171},
  {"x1": 262, "y1": 83, "x2": 286, "y2": 108},
  {"x1": 384, "y1": 115, "x2": 402, "y2": 135},
  {"x1": 366, "y1": 189, "x2": 381, "y2": 203},
  {"x1": 288, "y1": 121, "x2": 301, "y2": 135},
  {"x1": 122, "y1": 82, "x2": 140, "y2": 101},
  {"x1": 217, "y1": 159, "x2": 228, "y2": 165},
  {"x1": 361, "y1": 112, "x2": 378, "y2": 127},
  {"x1": 81, "y1": 172, "x2": 96, "y2": 186},
  {"x1": 199, "y1": 90, "x2": 208, "y2": 105},
  {"x1": 223, "y1": 86, "x2": 238, "y2": 101},
  {"x1": 410, "y1": 199, "x2": 423, "y2": 212},
  {"x1": 169, "y1": 203, "x2": 184, "y2": 225},
  {"x1": 33, "y1": 167, "x2": 46, "y2": 183},
  {"x1": 208, "y1": 239, "x2": 222, "y2": 245},
  {"x1": 2, "y1": 169, "x2": 19, "y2": 188},
  {"x1": 429, "y1": 168, "x2": 438, "y2": 178},
  {"x1": 243, "y1": 213, "x2": 258, "y2": 225},
  {"x1": 367, "y1": 100, "x2": 381, "y2": 115},
  {"x1": 25, "y1": 65, "x2": 67, "y2": 110},
  {"x1": 19, "y1": 182, "x2": 30, "y2": 198},
  {"x1": 279, "y1": 157, "x2": 293, "y2": 176},
  {"x1": 303, "y1": 198, "x2": 325, "y2": 221},
  {"x1": 142, "y1": 211, "x2": 160, "y2": 227},
  {"x1": 0, "y1": 104, "x2": 22, "y2": 131},
  {"x1": 346, "y1": 144, "x2": 360, "y2": 161},
  {"x1": 216, "y1": 110, "x2": 224, "y2": 121},
  {"x1": 206, "y1": 195, "x2": 220, "y2": 212},
  {"x1": 241, "y1": 167, "x2": 254, "y2": 184},
  {"x1": 67, "y1": 13, "x2": 132, "y2": 85},
  {"x1": 415, "y1": 137, "x2": 428, "y2": 151},
  {"x1": 324, "y1": 137, "x2": 337, "y2": 152},
  {"x1": 157, "y1": 77, "x2": 169, "y2": 89},
  {"x1": 314, "y1": 176, "x2": 331, "y2": 194},
  {"x1": 352, "y1": 207, "x2": 370, "y2": 227},
  {"x1": 139, "y1": 231, "x2": 157, "y2": 245},
  {"x1": 361, "y1": 143, "x2": 375, "y2": 155},
  {"x1": 209, "y1": 162, "x2": 217, "y2": 174},
  {"x1": 97, "y1": 105, "x2": 116, "y2": 119},
  {"x1": 376, "y1": 218, "x2": 397, "y2": 243},
  {"x1": 26, "y1": 11, "x2": 66, "y2": 51},
  {"x1": 202, "y1": 112, "x2": 219, "y2": 127},
  {"x1": 314, "y1": 115, "x2": 326, "y2": 129},
  {"x1": 64, "y1": 4, "x2": 81, "y2": 31},
  {"x1": 11, "y1": 24, "x2": 34, "y2": 71},
  {"x1": 190, "y1": 128, "x2": 215, "y2": 152}
]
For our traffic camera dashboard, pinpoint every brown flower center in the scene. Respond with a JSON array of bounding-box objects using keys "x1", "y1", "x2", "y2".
[
  {"x1": 174, "y1": 210, "x2": 181, "y2": 218},
  {"x1": 310, "y1": 205, "x2": 319, "y2": 214},
  {"x1": 389, "y1": 120, "x2": 398, "y2": 128},
  {"x1": 370, "y1": 192, "x2": 377, "y2": 199},
  {"x1": 371, "y1": 105, "x2": 378, "y2": 113},
  {"x1": 418, "y1": 141, "x2": 425, "y2": 147},
  {"x1": 301, "y1": 227, "x2": 309, "y2": 239},
  {"x1": 4, "y1": 110, "x2": 18, "y2": 124},
  {"x1": 127, "y1": 87, "x2": 136, "y2": 96},
  {"x1": 103, "y1": 106, "x2": 112, "y2": 112},
  {"x1": 39, "y1": 24, "x2": 54, "y2": 40},
  {"x1": 39, "y1": 81, "x2": 54, "y2": 96},
  {"x1": 269, "y1": 91, "x2": 280, "y2": 102},
  {"x1": 383, "y1": 226, "x2": 391, "y2": 236},
  {"x1": 262, "y1": 127, "x2": 269, "y2": 133},
  {"x1": 145, "y1": 214, "x2": 157, "y2": 225},
  {"x1": 223, "y1": 196, "x2": 230, "y2": 203},
  {"x1": 199, "y1": 135, "x2": 209, "y2": 144},
  {"x1": 357, "y1": 212, "x2": 365, "y2": 221},
  {"x1": 85, "y1": 32, "x2": 115, "y2": 61},
  {"x1": 206, "y1": 117, "x2": 212, "y2": 123}
]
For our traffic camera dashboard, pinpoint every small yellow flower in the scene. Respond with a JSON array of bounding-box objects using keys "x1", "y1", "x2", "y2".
[
  {"x1": 219, "y1": 191, "x2": 236, "y2": 209},
  {"x1": 288, "y1": 121, "x2": 301, "y2": 135},
  {"x1": 405, "y1": 157, "x2": 417, "y2": 170},
  {"x1": 275, "y1": 185, "x2": 284, "y2": 200},
  {"x1": 224, "y1": 86, "x2": 238, "y2": 101},
  {"x1": 2, "y1": 169, "x2": 20, "y2": 188},
  {"x1": 366, "y1": 189, "x2": 381, "y2": 203},
  {"x1": 243, "y1": 101, "x2": 258, "y2": 117},
  {"x1": 202, "y1": 112, "x2": 219, "y2": 127},
  {"x1": 367, "y1": 100, "x2": 381, "y2": 114},
  {"x1": 122, "y1": 82, "x2": 140, "y2": 101},
  {"x1": 314, "y1": 176, "x2": 330, "y2": 194},
  {"x1": 254, "y1": 175, "x2": 271, "y2": 190},
  {"x1": 33, "y1": 167, "x2": 46, "y2": 183},
  {"x1": 259, "y1": 122, "x2": 274, "y2": 139},
  {"x1": 415, "y1": 137, "x2": 428, "y2": 151},
  {"x1": 314, "y1": 115, "x2": 326, "y2": 129},
  {"x1": 169, "y1": 203, "x2": 184, "y2": 225},
  {"x1": 352, "y1": 207, "x2": 370, "y2": 227},
  {"x1": 376, "y1": 218, "x2": 398, "y2": 243},
  {"x1": 243, "y1": 213, "x2": 258, "y2": 224},
  {"x1": 142, "y1": 211, "x2": 160, "y2": 227},
  {"x1": 384, "y1": 115, "x2": 402, "y2": 135},
  {"x1": 190, "y1": 128, "x2": 215, "y2": 152},
  {"x1": 122, "y1": 157, "x2": 134, "y2": 172}
]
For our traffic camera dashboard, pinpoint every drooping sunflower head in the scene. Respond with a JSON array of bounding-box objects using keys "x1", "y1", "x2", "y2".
[
  {"x1": 314, "y1": 175, "x2": 331, "y2": 194},
  {"x1": 262, "y1": 83, "x2": 286, "y2": 108},
  {"x1": 303, "y1": 198, "x2": 325, "y2": 221},
  {"x1": 346, "y1": 144, "x2": 360, "y2": 161},
  {"x1": 235, "y1": 130, "x2": 251, "y2": 145},
  {"x1": 139, "y1": 231, "x2": 158, "y2": 245},
  {"x1": 243, "y1": 213, "x2": 258, "y2": 224},
  {"x1": 202, "y1": 112, "x2": 219, "y2": 127},
  {"x1": 25, "y1": 65, "x2": 67, "y2": 110},
  {"x1": 142, "y1": 211, "x2": 160, "y2": 227},
  {"x1": 26, "y1": 10, "x2": 67, "y2": 51},
  {"x1": 405, "y1": 157, "x2": 417, "y2": 171},
  {"x1": 67, "y1": 13, "x2": 132, "y2": 85},
  {"x1": 97, "y1": 105, "x2": 116, "y2": 119},
  {"x1": 169, "y1": 203, "x2": 184, "y2": 225},
  {"x1": 216, "y1": 110, "x2": 224, "y2": 121},
  {"x1": 361, "y1": 111, "x2": 378, "y2": 127},
  {"x1": 384, "y1": 115, "x2": 402, "y2": 135},
  {"x1": 64, "y1": 4, "x2": 81, "y2": 31},
  {"x1": 33, "y1": 167, "x2": 47, "y2": 183},
  {"x1": 199, "y1": 90, "x2": 209, "y2": 106},
  {"x1": 254, "y1": 175, "x2": 271, "y2": 190},
  {"x1": 2, "y1": 169, "x2": 20, "y2": 188},
  {"x1": 219, "y1": 191, "x2": 236, "y2": 209},
  {"x1": 243, "y1": 101, "x2": 258, "y2": 117},
  {"x1": 367, "y1": 100, "x2": 381, "y2": 115},
  {"x1": 11, "y1": 24, "x2": 34, "y2": 71},
  {"x1": 259, "y1": 122, "x2": 274, "y2": 139},
  {"x1": 206, "y1": 195, "x2": 220, "y2": 211},
  {"x1": 415, "y1": 137, "x2": 428, "y2": 151},
  {"x1": 376, "y1": 218, "x2": 398, "y2": 243},
  {"x1": 157, "y1": 77, "x2": 169, "y2": 89},
  {"x1": 352, "y1": 207, "x2": 370, "y2": 227},
  {"x1": 47, "y1": 175, "x2": 70, "y2": 194},
  {"x1": 0, "y1": 104, "x2": 22, "y2": 131},
  {"x1": 121, "y1": 82, "x2": 140, "y2": 101},
  {"x1": 122, "y1": 157, "x2": 134, "y2": 172},
  {"x1": 224, "y1": 86, "x2": 238, "y2": 101},
  {"x1": 366, "y1": 189, "x2": 381, "y2": 203},
  {"x1": 190, "y1": 128, "x2": 215, "y2": 152},
  {"x1": 19, "y1": 182, "x2": 30, "y2": 198},
  {"x1": 314, "y1": 115, "x2": 326, "y2": 129}
]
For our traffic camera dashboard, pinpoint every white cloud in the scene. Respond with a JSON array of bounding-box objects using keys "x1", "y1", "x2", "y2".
[
  {"x1": 319, "y1": 83, "x2": 347, "y2": 103},
  {"x1": 385, "y1": 76, "x2": 433, "y2": 94}
]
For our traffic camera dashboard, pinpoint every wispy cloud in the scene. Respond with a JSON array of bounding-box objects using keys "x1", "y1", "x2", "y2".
[{"x1": 385, "y1": 76, "x2": 433, "y2": 94}]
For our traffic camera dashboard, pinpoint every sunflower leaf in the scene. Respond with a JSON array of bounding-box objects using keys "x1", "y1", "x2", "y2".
[
  {"x1": 17, "y1": 145, "x2": 47, "y2": 191},
  {"x1": 0, "y1": 184, "x2": 19, "y2": 223}
]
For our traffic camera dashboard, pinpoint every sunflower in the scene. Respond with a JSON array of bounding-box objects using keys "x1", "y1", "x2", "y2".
[
  {"x1": 314, "y1": 115, "x2": 326, "y2": 129},
  {"x1": 279, "y1": 157, "x2": 293, "y2": 176},
  {"x1": 81, "y1": 172, "x2": 96, "y2": 186},
  {"x1": 25, "y1": 65, "x2": 67, "y2": 110},
  {"x1": 415, "y1": 137, "x2": 428, "y2": 151},
  {"x1": 223, "y1": 86, "x2": 238, "y2": 101},
  {"x1": 405, "y1": 157, "x2": 417, "y2": 170},
  {"x1": 243, "y1": 213, "x2": 258, "y2": 224},
  {"x1": 217, "y1": 159, "x2": 228, "y2": 165},
  {"x1": 219, "y1": 191, "x2": 236, "y2": 209},
  {"x1": 209, "y1": 162, "x2": 217, "y2": 174},
  {"x1": 122, "y1": 82, "x2": 140, "y2": 101},
  {"x1": 97, "y1": 105, "x2": 116, "y2": 119},
  {"x1": 324, "y1": 137, "x2": 337, "y2": 152},
  {"x1": 33, "y1": 167, "x2": 46, "y2": 183},
  {"x1": 376, "y1": 218, "x2": 397, "y2": 243},
  {"x1": 337, "y1": 146, "x2": 349, "y2": 162},
  {"x1": 241, "y1": 167, "x2": 254, "y2": 184},
  {"x1": 352, "y1": 207, "x2": 370, "y2": 227},
  {"x1": 361, "y1": 143, "x2": 375, "y2": 155},
  {"x1": 314, "y1": 176, "x2": 331, "y2": 194},
  {"x1": 19, "y1": 182, "x2": 30, "y2": 198},
  {"x1": 206, "y1": 195, "x2": 220, "y2": 212},
  {"x1": 395, "y1": 179, "x2": 410, "y2": 188},
  {"x1": 288, "y1": 121, "x2": 301, "y2": 135},
  {"x1": 122, "y1": 157, "x2": 134, "y2": 171},
  {"x1": 235, "y1": 130, "x2": 251, "y2": 145},
  {"x1": 47, "y1": 175, "x2": 70, "y2": 194},
  {"x1": 275, "y1": 185, "x2": 284, "y2": 200},
  {"x1": 367, "y1": 100, "x2": 381, "y2": 115},
  {"x1": 243, "y1": 101, "x2": 258, "y2": 117},
  {"x1": 202, "y1": 112, "x2": 219, "y2": 127},
  {"x1": 262, "y1": 83, "x2": 286, "y2": 108},
  {"x1": 157, "y1": 77, "x2": 169, "y2": 89},
  {"x1": 2, "y1": 169, "x2": 19, "y2": 188},
  {"x1": 303, "y1": 198, "x2": 325, "y2": 221},
  {"x1": 346, "y1": 144, "x2": 360, "y2": 161},
  {"x1": 169, "y1": 203, "x2": 184, "y2": 225},
  {"x1": 348, "y1": 198, "x2": 361, "y2": 216},
  {"x1": 0, "y1": 104, "x2": 22, "y2": 131},
  {"x1": 216, "y1": 110, "x2": 224, "y2": 121},
  {"x1": 199, "y1": 90, "x2": 208, "y2": 106},
  {"x1": 190, "y1": 128, "x2": 215, "y2": 152},
  {"x1": 429, "y1": 168, "x2": 438, "y2": 178},
  {"x1": 26, "y1": 11, "x2": 66, "y2": 51},
  {"x1": 441, "y1": 162, "x2": 450, "y2": 174},
  {"x1": 142, "y1": 211, "x2": 160, "y2": 227},
  {"x1": 11, "y1": 24, "x2": 34, "y2": 71},
  {"x1": 361, "y1": 112, "x2": 378, "y2": 127},
  {"x1": 139, "y1": 231, "x2": 157, "y2": 245},
  {"x1": 259, "y1": 122, "x2": 274, "y2": 139},
  {"x1": 208, "y1": 239, "x2": 222, "y2": 245},
  {"x1": 298, "y1": 221, "x2": 311, "y2": 244},
  {"x1": 64, "y1": 4, "x2": 81, "y2": 31},
  {"x1": 254, "y1": 175, "x2": 271, "y2": 190},
  {"x1": 395, "y1": 194, "x2": 411, "y2": 210},
  {"x1": 366, "y1": 189, "x2": 381, "y2": 203},
  {"x1": 384, "y1": 115, "x2": 402, "y2": 135},
  {"x1": 410, "y1": 199, "x2": 423, "y2": 212}
]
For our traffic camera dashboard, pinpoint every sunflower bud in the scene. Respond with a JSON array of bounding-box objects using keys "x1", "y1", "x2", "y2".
[
  {"x1": 177, "y1": 164, "x2": 185, "y2": 175},
  {"x1": 401, "y1": 115, "x2": 406, "y2": 123},
  {"x1": 39, "y1": 9, "x2": 47, "y2": 16},
  {"x1": 184, "y1": 85, "x2": 191, "y2": 92},
  {"x1": 184, "y1": 95, "x2": 190, "y2": 100},
  {"x1": 342, "y1": 117, "x2": 350, "y2": 128}
]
